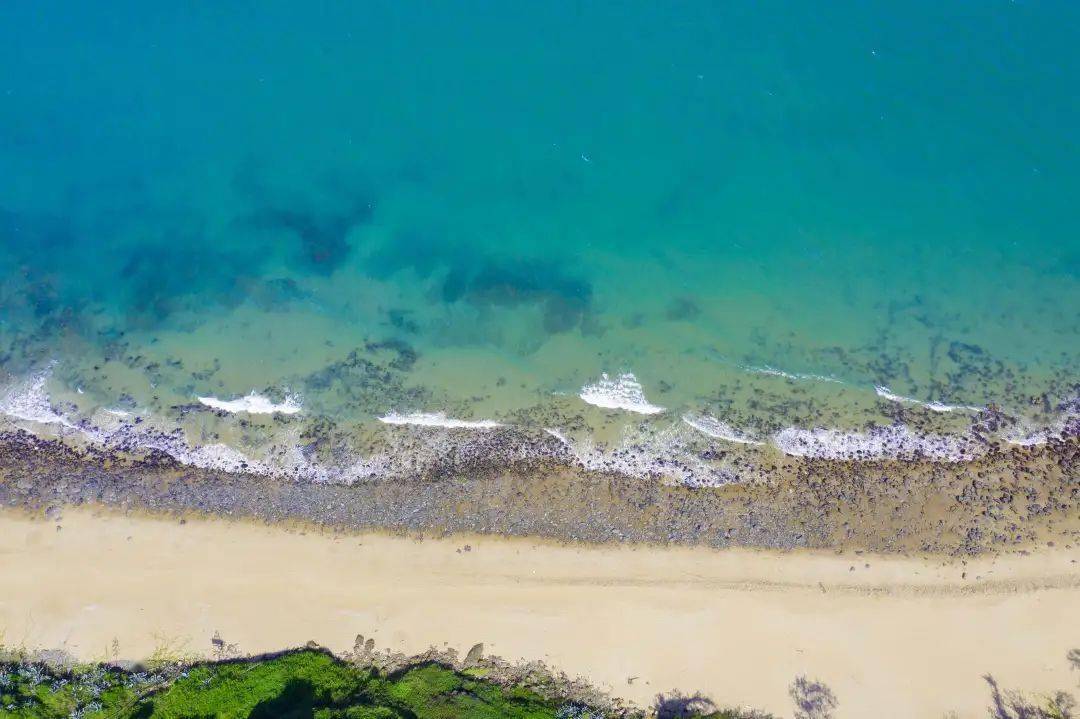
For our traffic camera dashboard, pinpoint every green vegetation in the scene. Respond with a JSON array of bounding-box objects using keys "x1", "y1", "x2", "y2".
[{"x1": 0, "y1": 649, "x2": 665, "y2": 719}]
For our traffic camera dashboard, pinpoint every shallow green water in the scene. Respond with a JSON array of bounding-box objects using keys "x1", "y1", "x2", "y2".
[{"x1": 1, "y1": 2, "x2": 1077, "y2": 482}]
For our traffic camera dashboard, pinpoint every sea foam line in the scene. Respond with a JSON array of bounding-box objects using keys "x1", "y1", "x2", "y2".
[
  {"x1": 198, "y1": 392, "x2": 302, "y2": 415},
  {"x1": 378, "y1": 412, "x2": 504, "y2": 429},
  {"x1": 772, "y1": 424, "x2": 984, "y2": 462},
  {"x1": 874, "y1": 386, "x2": 983, "y2": 413},
  {"x1": 0, "y1": 371, "x2": 402, "y2": 482},
  {"x1": 579, "y1": 372, "x2": 665, "y2": 414},
  {"x1": 742, "y1": 363, "x2": 989, "y2": 414},
  {"x1": 682, "y1": 413, "x2": 764, "y2": 445},
  {"x1": 3, "y1": 366, "x2": 1073, "y2": 490},
  {"x1": 0, "y1": 369, "x2": 268, "y2": 473},
  {"x1": 1002, "y1": 400, "x2": 1080, "y2": 446},
  {"x1": 544, "y1": 423, "x2": 737, "y2": 487},
  {"x1": 744, "y1": 365, "x2": 842, "y2": 384}
]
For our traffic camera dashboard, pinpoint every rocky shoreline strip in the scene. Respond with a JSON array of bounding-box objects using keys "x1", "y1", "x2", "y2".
[{"x1": 0, "y1": 427, "x2": 1076, "y2": 555}]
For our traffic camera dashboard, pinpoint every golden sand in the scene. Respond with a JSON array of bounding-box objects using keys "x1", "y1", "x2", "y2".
[{"x1": 0, "y1": 507, "x2": 1076, "y2": 718}]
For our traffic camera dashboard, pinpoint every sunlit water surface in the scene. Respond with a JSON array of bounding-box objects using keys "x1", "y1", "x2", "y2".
[{"x1": 1, "y1": 2, "x2": 1077, "y2": 484}]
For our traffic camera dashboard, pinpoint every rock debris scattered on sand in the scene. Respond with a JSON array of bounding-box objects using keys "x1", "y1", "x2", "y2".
[{"x1": 0, "y1": 428, "x2": 1076, "y2": 555}]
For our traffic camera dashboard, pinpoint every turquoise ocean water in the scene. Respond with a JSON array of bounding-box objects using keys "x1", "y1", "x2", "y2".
[{"x1": 1, "y1": 2, "x2": 1077, "y2": 483}]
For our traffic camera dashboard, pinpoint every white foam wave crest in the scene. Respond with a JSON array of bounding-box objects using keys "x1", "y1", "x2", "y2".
[
  {"x1": 198, "y1": 392, "x2": 302, "y2": 415},
  {"x1": 0, "y1": 368, "x2": 80, "y2": 430},
  {"x1": 772, "y1": 425, "x2": 985, "y2": 462},
  {"x1": 0, "y1": 369, "x2": 692, "y2": 485},
  {"x1": 141, "y1": 434, "x2": 270, "y2": 474},
  {"x1": 2, "y1": 368, "x2": 1073, "y2": 491},
  {"x1": 0, "y1": 370, "x2": 296, "y2": 476},
  {"x1": 543, "y1": 427, "x2": 572, "y2": 445},
  {"x1": 874, "y1": 386, "x2": 982, "y2": 413},
  {"x1": 682, "y1": 413, "x2": 764, "y2": 445},
  {"x1": 0, "y1": 370, "x2": 514, "y2": 483},
  {"x1": 579, "y1": 372, "x2": 665, "y2": 414},
  {"x1": 1002, "y1": 401, "x2": 1080, "y2": 446},
  {"x1": 378, "y1": 412, "x2": 504, "y2": 429}
]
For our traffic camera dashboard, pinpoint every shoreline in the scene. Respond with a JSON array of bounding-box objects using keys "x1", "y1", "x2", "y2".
[
  {"x1": 2, "y1": 429, "x2": 1078, "y2": 556},
  {"x1": 2, "y1": 505, "x2": 1078, "y2": 718}
]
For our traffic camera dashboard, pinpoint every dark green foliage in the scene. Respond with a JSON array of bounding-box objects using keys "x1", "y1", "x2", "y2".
[{"x1": 0, "y1": 650, "x2": 597, "y2": 719}]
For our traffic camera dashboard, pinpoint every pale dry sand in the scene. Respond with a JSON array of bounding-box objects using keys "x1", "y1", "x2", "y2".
[{"x1": 0, "y1": 507, "x2": 1077, "y2": 718}]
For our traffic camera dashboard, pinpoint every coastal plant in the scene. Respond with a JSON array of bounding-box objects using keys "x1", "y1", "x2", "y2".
[
  {"x1": 982, "y1": 650, "x2": 1080, "y2": 719},
  {"x1": 0, "y1": 661, "x2": 151, "y2": 718},
  {"x1": 654, "y1": 692, "x2": 717, "y2": 718},
  {"x1": 651, "y1": 691, "x2": 769, "y2": 719},
  {"x1": 143, "y1": 633, "x2": 197, "y2": 671},
  {"x1": 209, "y1": 631, "x2": 240, "y2": 661},
  {"x1": 788, "y1": 676, "x2": 837, "y2": 719},
  {"x1": 557, "y1": 703, "x2": 605, "y2": 719},
  {"x1": 984, "y1": 674, "x2": 1076, "y2": 719}
]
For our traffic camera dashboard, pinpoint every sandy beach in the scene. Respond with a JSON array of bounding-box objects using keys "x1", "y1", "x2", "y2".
[{"x1": 0, "y1": 506, "x2": 1076, "y2": 718}]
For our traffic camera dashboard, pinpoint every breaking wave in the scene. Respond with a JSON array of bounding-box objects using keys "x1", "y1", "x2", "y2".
[
  {"x1": 873, "y1": 386, "x2": 983, "y2": 413},
  {"x1": 682, "y1": 413, "x2": 764, "y2": 445},
  {"x1": 579, "y1": 372, "x2": 665, "y2": 414},
  {"x1": 378, "y1": 412, "x2": 504, "y2": 429},
  {"x1": 1, "y1": 366, "x2": 1074, "y2": 490},
  {"x1": 198, "y1": 392, "x2": 303, "y2": 415}
]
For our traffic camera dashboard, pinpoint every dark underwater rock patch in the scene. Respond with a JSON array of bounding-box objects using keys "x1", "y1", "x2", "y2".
[
  {"x1": 233, "y1": 162, "x2": 377, "y2": 276},
  {"x1": 665, "y1": 296, "x2": 701, "y2": 322},
  {"x1": 243, "y1": 201, "x2": 372, "y2": 275},
  {"x1": 362, "y1": 224, "x2": 595, "y2": 336},
  {"x1": 441, "y1": 259, "x2": 594, "y2": 334},
  {"x1": 301, "y1": 347, "x2": 427, "y2": 414}
]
